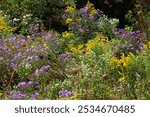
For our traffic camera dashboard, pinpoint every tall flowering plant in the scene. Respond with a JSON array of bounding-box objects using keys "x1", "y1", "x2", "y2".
[
  {"x1": 114, "y1": 29, "x2": 147, "y2": 58},
  {"x1": 63, "y1": 2, "x2": 103, "y2": 42}
]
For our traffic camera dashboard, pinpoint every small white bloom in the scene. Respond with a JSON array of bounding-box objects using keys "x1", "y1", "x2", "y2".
[
  {"x1": 27, "y1": 35, "x2": 30, "y2": 38},
  {"x1": 23, "y1": 15, "x2": 26, "y2": 18},
  {"x1": 13, "y1": 18, "x2": 20, "y2": 22}
]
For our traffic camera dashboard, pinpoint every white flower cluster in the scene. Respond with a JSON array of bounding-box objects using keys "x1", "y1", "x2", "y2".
[
  {"x1": 13, "y1": 18, "x2": 20, "y2": 22},
  {"x1": 23, "y1": 14, "x2": 32, "y2": 19},
  {"x1": 109, "y1": 18, "x2": 119, "y2": 25}
]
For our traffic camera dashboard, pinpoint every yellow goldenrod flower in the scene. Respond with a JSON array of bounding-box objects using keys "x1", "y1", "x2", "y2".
[
  {"x1": 90, "y1": 9, "x2": 97, "y2": 15},
  {"x1": 95, "y1": 32, "x2": 108, "y2": 42},
  {"x1": 118, "y1": 77, "x2": 125, "y2": 82},
  {"x1": 66, "y1": 6, "x2": 75, "y2": 13},
  {"x1": 62, "y1": 31, "x2": 73, "y2": 39},
  {"x1": 86, "y1": 1, "x2": 94, "y2": 8},
  {"x1": 110, "y1": 54, "x2": 131, "y2": 68},
  {"x1": 66, "y1": 18, "x2": 73, "y2": 24},
  {"x1": 110, "y1": 57, "x2": 120, "y2": 67},
  {"x1": 86, "y1": 40, "x2": 95, "y2": 51},
  {"x1": 86, "y1": 51, "x2": 93, "y2": 56},
  {"x1": 77, "y1": 44, "x2": 83, "y2": 50},
  {"x1": 143, "y1": 41, "x2": 150, "y2": 49},
  {"x1": 0, "y1": 14, "x2": 15, "y2": 32},
  {"x1": 119, "y1": 54, "x2": 130, "y2": 67},
  {"x1": 66, "y1": 44, "x2": 83, "y2": 55}
]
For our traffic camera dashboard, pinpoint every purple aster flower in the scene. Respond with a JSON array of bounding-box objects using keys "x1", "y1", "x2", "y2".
[
  {"x1": 39, "y1": 65, "x2": 51, "y2": 72},
  {"x1": 89, "y1": 15, "x2": 94, "y2": 20},
  {"x1": 32, "y1": 81, "x2": 40, "y2": 89},
  {"x1": 31, "y1": 97, "x2": 36, "y2": 100},
  {"x1": 17, "y1": 39, "x2": 25, "y2": 45},
  {"x1": 0, "y1": 57, "x2": 4, "y2": 61},
  {"x1": 28, "y1": 81, "x2": 33, "y2": 85},
  {"x1": 0, "y1": 45, "x2": 4, "y2": 50},
  {"x1": 31, "y1": 92, "x2": 40, "y2": 99},
  {"x1": 138, "y1": 43, "x2": 143, "y2": 51},
  {"x1": 10, "y1": 63, "x2": 18, "y2": 70},
  {"x1": 47, "y1": 33, "x2": 53, "y2": 38},
  {"x1": 18, "y1": 82, "x2": 28, "y2": 89},
  {"x1": 79, "y1": 28, "x2": 84, "y2": 33},
  {"x1": 9, "y1": 91, "x2": 25, "y2": 100},
  {"x1": 58, "y1": 53, "x2": 68, "y2": 62},
  {"x1": 33, "y1": 92, "x2": 40, "y2": 97},
  {"x1": 59, "y1": 89, "x2": 72, "y2": 98},
  {"x1": 26, "y1": 56, "x2": 34, "y2": 61},
  {"x1": 80, "y1": 7, "x2": 88, "y2": 14}
]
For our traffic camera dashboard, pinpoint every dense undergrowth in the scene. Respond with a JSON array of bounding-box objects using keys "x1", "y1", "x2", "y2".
[{"x1": 0, "y1": 1, "x2": 150, "y2": 100}]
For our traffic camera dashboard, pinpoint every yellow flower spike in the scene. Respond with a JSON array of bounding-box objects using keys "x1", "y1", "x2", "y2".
[
  {"x1": 119, "y1": 53, "x2": 130, "y2": 67},
  {"x1": 86, "y1": 1, "x2": 94, "y2": 8},
  {"x1": 90, "y1": 9, "x2": 97, "y2": 15},
  {"x1": 66, "y1": 6, "x2": 75, "y2": 13},
  {"x1": 66, "y1": 18, "x2": 73, "y2": 24},
  {"x1": 0, "y1": 14, "x2": 14, "y2": 32},
  {"x1": 86, "y1": 51, "x2": 93, "y2": 56},
  {"x1": 62, "y1": 31, "x2": 73, "y2": 39},
  {"x1": 118, "y1": 77, "x2": 125, "y2": 82},
  {"x1": 128, "y1": 52, "x2": 135, "y2": 58},
  {"x1": 110, "y1": 57, "x2": 120, "y2": 67},
  {"x1": 78, "y1": 45, "x2": 83, "y2": 50},
  {"x1": 95, "y1": 32, "x2": 108, "y2": 42}
]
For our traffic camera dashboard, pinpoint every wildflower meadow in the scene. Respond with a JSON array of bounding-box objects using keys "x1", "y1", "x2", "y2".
[{"x1": 0, "y1": 0, "x2": 150, "y2": 100}]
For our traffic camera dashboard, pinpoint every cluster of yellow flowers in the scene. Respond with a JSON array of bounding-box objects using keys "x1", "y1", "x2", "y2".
[
  {"x1": 65, "y1": 33, "x2": 108, "y2": 55},
  {"x1": 62, "y1": 31, "x2": 73, "y2": 39},
  {"x1": 110, "y1": 54, "x2": 131, "y2": 68},
  {"x1": 65, "y1": 6, "x2": 75, "y2": 24},
  {"x1": 67, "y1": 44, "x2": 83, "y2": 55},
  {"x1": 143, "y1": 41, "x2": 150, "y2": 49},
  {"x1": 0, "y1": 14, "x2": 12, "y2": 32},
  {"x1": 86, "y1": 1, "x2": 97, "y2": 15},
  {"x1": 66, "y1": 6, "x2": 75, "y2": 13},
  {"x1": 66, "y1": 18, "x2": 73, "y2": 24},
  {"x1": 85, "y1": 33, "x2": 108, "y2": 55}
]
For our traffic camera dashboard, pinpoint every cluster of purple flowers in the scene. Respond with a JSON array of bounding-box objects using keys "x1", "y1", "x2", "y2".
[
  {"x1": 35, "y1": 65, "x2": 52, "y2": 76},
  {"x1": 0, "y1": 30, "x2": 57, "y2": 82},
  {"x1": 114, "y1": 29, "x2": 146, "y2": 56},
  {"x1": 18, "y1": 80, "x2": 36, "y2": 89},
  {"x1": 64, "y1": 5, "x2": 103, "y2": 41},
  {"x1": 31, "y1": 92, "x2": 40, "y2": 100},
  {"x1": 18, "y1": 82, "x2": 28, "y2": 89},
  {"x1": 8, "y1": 81, "x2": 41, "y2": 100},
  {"x1": 58, "y1": 53, "x2": 69, "y2": 62},
  {"x1": 0, "y1": 34, "x2": 47, "y2": 69},
  {"x1": 18, "y1": 81, "x2": 40, "y2": 89},
  {"x1": 59, "y1": 89, "x2": 72, "y2": 98},
  {"x1": 9, "y1": 91, "x2": 26, "y2": 100}
]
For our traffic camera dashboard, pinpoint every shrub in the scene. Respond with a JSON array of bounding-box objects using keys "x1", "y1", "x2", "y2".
[
  {"x1": 114, "y1": 29, "x2": 147, "y2": 58},
  {"x1": 63, "y1": 1, "x2": 119, "y2": 42},
  {"x1": 0, "y1": 30, "x2": 65, "y2": 92},
  {"x1": 0, "y1": 0, "x2": 76, "y2": 33}
]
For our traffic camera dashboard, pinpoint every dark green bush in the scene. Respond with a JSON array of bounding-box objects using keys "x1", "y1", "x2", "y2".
[{"x1": 0, "y1": 0, "x2": 76, "y2": 33}]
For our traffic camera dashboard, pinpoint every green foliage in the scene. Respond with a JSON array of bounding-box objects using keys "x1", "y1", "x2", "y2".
[
  {"x1": 1, "y1": 1, "x2": 150, "y2": 100},
  {"x1": 0, "y1": 0, "x2": 76, "y2": 34},
  {"x1": 0, "y1": 12, "x2": 15, "y2": 37},
  {"x1": 64, "y1": 2, "x2": 119, "y2": 43}
]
